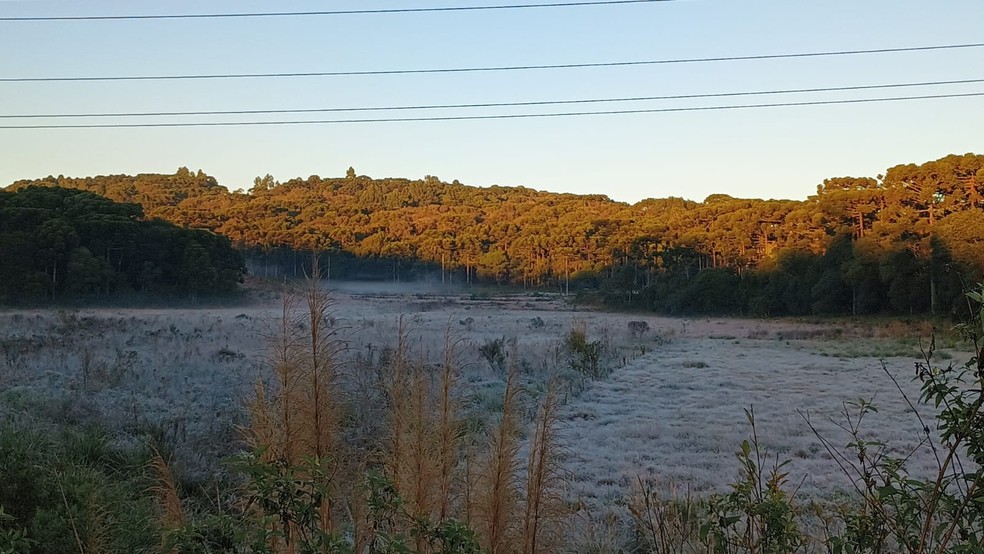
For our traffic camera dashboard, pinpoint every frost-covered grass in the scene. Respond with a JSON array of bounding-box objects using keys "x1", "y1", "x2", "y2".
[
  {"x1": 559, "y1": 336, "x2": 956, "y2": 504},
  {"x1": 0, "y1": 285, "x2": 968, "y2": 549},
  {"x1": 0, "y1": 308, "x2": 266, "y2": 479}
]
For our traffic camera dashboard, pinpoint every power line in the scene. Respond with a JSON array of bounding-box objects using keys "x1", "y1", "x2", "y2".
[
  {"x1": 0, "y1": 0, "x2": 668, "y2": 21},
  {"x1": 3, "y1": 78, "x2": 982, "y2": 119},
  {"x1": 2, "y1": 91, "x2": 981, "y2": 129},
  {"x1": 4, "y1": 43, "x2": 982, "y2": 83}
]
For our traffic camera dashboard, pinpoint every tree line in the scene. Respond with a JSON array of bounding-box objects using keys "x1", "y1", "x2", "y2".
[
  {"x1": 6, "y1": 154, "x2": 984, "y2": 315},
  {"x1": 0, "y1": 186, "x2": 245, "y2": 304}
]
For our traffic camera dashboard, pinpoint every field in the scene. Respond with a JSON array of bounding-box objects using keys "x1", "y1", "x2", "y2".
[{"x1": 0, "y1": 283, "x2": 971, "y2": 548}]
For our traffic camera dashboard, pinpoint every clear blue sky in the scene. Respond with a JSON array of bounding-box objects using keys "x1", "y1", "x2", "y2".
[{"x1": 1, "y1": 0, "x2": 982, "y2": 203}]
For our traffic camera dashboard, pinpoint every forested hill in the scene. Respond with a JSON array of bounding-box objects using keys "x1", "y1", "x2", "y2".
[
  {"x1": 7, "y1": 154, "x2": 984, "y2": 316},
  {"x1": 0, "y1": 186, "x2": 245, "y2": 304}
]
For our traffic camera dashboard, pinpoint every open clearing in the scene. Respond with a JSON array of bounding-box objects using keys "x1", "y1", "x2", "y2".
[{"x1": 0, "y1": 285, "x2": 965, "y2": 519}]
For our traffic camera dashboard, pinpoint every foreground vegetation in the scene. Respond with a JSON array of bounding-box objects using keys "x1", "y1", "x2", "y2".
[
  {"x1": 7, "y1": 154, "x2": 984, "y2": 316},
  {"x1": 1, "y1": 283, "x2": 981, "y2": 553}
]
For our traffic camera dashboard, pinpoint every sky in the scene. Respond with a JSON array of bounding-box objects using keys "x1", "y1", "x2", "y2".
[{"x1": 1, "y1": 0, "x2": 983, "y2": 204}]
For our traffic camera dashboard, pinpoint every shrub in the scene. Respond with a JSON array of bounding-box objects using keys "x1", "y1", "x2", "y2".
[
  {"x1": 627, "y1": 320, "x2": 650, "y2": 339},
  {"x1": 803, "y1": 283, "x2": 984, "y2": 553},
  {"x1": 564, "y1": 320, "x2": 609, "y2": 379},
  {"x1": 700, "y1": 408, "x2": 804, "y2": 553},
  {"x1": 628, "y1": 479, "x2": 702, "y2": 554},
  {"x1": 628, "y1": 284, "x2": 984, "y2": 554},
  {"x1": 478, "y1": 337, "x2": 507, "y2": 373}
]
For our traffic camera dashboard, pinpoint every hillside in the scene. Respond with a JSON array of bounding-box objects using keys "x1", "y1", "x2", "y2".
[
  {"x1": 7, "y1": 154, "x2": 984, "y2": 315},
  {"x1": 0, "y1": 185, "x2": 245, "y2": 303}
]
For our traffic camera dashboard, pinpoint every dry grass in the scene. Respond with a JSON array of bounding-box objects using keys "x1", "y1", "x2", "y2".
[
  {"x1": 627, "y1": 478, "x2": 702, "y2": 554},
  {"x1": 383, "y1": 317, "x2": 450, "y2": 537},
  {"x1": 473, "y1": 361, "x2": 523, "y2": 553},
  {"x1": 523, "y1": 378, "x2": 567, "y2": 554},
  {"x1": 238, "y1": 281, "x2": 577, "y2": 552},
  {"x1": 149, "y1": 450, "x2": 185, "y2": 552},
  {"x1": 1, "y1": 282, "x2": 968, "y2": 551},
  {"x1": 243, "y1": 274, "x2": 350, "y2": 549}
]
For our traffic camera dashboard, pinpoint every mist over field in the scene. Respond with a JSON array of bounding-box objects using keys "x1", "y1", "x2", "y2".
[
  {"x1": 3, "y1": 280, "x2": 979, "y2": 552},
  {"x1": 2, "y1": 155, "x2": 983, "y2": 552},
  {"x1": 3, "y1": 0, "x2": 984, "y2": 546}
]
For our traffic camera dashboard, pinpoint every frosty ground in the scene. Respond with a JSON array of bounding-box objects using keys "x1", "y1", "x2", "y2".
[{"x1": 0, "y1": 284, "x2": 964, "y2": 521}]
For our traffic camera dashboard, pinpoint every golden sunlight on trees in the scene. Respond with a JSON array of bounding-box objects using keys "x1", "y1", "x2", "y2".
[{"x1": 6, "y1": 153, "x2": 984, "y2": 316}]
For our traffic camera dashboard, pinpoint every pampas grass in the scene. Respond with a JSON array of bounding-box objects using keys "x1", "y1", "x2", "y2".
[
  {"x1": 523, "y1": 378, "x2": 567, "y2": 554},
  {"x1": 3, "y1": 296, "x2": 579, "y2": 553},
  {"x1": 437, "y1": 325, "x2": 466, "y2": 522},
  {"x1": 149, "y1": 450, "x2": 184, "y2": 553},
  {"x1": 244, "y1": 264, "x2": 349, "y2": 548},
  {"x1": 380, "y1": 321, "x2": 470, "y2": 552},
  {"x1": 473, "y1": 360, "x2": 523, "y2": 553},
  {"x1": 299, "y1": 264, "x2": 346, "y2": 536}
]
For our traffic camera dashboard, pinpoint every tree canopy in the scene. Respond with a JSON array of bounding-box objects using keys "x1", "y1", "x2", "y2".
[
  {"x1": 7, "y1": 153, "x2": 984, "y2": 315},
  {"x1": 0, "y1": 185, "x2": 245, "y2": 304}
]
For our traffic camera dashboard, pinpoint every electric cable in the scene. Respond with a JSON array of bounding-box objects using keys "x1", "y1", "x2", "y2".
[
  {"x1": 0, "y1": 0, "x2": 670, "y2": 21},
  {"x1": 2, "y1": 91, "x2": 981, "y2": 129},
  {"x1": 2, "y1": 77, "x2": 981, "y2": 119},
  {"x1": 4, "y1": 43, "x2": 981, "y2": 83}
]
